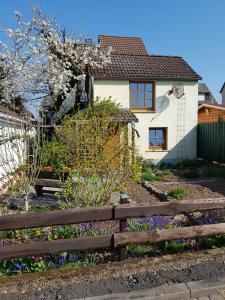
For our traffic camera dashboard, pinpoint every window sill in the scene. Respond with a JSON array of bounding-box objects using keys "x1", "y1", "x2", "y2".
[
  {"x1": 146, "y1": 149, "x2": 169, "y2": 152},
  {"x1": 130, "y1": 108, "x2": 155, "y2": 113}
]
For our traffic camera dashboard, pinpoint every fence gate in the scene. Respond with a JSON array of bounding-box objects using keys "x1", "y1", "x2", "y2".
[{"x1": 197, "y1": 119, "x2": 225, "y2": 163}]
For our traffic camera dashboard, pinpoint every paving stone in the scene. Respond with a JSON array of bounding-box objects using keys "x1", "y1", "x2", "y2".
[
  {"x1": 210, "y1": 291, "x2": 225, "y2": 300},
  {"x1": 187, "y1": 277, "x2": 225, "y2": 298},
  {"x1": 85, "y1": 283, "x2": 190, "y2": 300}
]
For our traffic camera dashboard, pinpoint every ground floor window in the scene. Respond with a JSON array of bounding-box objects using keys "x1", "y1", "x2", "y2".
[{"x1": 149, "y1": 128, "x2": 167, "y2": 150}]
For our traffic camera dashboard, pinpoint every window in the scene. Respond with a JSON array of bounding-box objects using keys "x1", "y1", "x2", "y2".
[
  {"x1": 149, "y1": 128, "x2": 167, "y2": 150},
  {"x1": 130, "y1": 82, "x2": 154, "y2": 110},
  {"x1": 198, "y1": 93, "x2": 205, "y2": 101}
]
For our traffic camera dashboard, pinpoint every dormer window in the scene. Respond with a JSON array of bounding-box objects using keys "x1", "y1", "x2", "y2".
[{"x1": 129, "y1": 81, "x2": 155, "y2": 111}]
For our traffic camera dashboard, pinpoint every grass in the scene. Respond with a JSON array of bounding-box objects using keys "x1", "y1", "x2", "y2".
[
  {"x1": 142, "y1": 160, "x2": 173, "y2": 182},
  {"x1": 169, "y1": 187, "x2": 188, "y2": 200}
]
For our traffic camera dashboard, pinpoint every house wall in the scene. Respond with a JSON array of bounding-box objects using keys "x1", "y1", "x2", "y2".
[
  {"x1": 198, "y1": 107, "x2": 225, "y2": 123},
  {"x1": 94, "y1": 80, "x2": 198, "y2": 163},
  {"x1": 0, "y1": 113, "x2": 27, "y2": 192},
  {"x1": 222, "y1": 89, "x2": 225, "y2": 106}
]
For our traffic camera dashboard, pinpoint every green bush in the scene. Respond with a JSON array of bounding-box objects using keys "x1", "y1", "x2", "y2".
[
  {"x1": 142, "y1": 159, "x2": 154, "y2": 172},
  {"x1": 201, "y1": 166, "x2": 225, "y2": 179},
  {"x1": 142, "y1": 170, "x2": 156, "y2": 181},
  {"x1": 183, "y1": 167, "x2": 199, "y2": 178},
  {"x1": 169, "y1": 187, "x2": 188, "y2": 200},
  {"x1": 176, "y1": 159, "x2": 200, "y2": 170}
]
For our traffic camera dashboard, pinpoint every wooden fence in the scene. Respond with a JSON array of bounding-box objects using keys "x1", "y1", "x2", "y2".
[
  {"x1": 1, "y1": 197, "x2": 225, "y2": 261},
  {"x1": 198, "y1": 119, "x2": 225, "y2": 163}
]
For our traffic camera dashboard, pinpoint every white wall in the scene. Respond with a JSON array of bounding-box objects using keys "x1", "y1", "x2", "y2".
[
  {"x1": 0, "y1": 113, "x2": 27, "y2": 191},
  {"x1": 94, "y1": 80, "x2": 198, "y2": 163}
]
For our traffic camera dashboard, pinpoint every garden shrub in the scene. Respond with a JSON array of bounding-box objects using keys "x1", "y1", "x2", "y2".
[
  {"x1": 201, "y1": 166, "x2": 225, "y2": 179},
  {"x1": 176, "y1": 159, "x2": 200, "y2": 170},
  {"x1": 142, "y1": 170, "x2": 156, "y2": 181},
  {"x1": 142, "y1": 160, "x2": 173, "y2": 182},
  {"x1": 183, "y1": 167, "x2": 199, "y2": 178},
  {"x1": 43, "y1": 98, "x2": 142, "y2": 207},
  {"x1": 169, "y1": 187, "x2": 188, "y2": 200}
]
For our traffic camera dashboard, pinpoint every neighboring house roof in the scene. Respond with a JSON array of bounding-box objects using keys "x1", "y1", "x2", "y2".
[
  {"x1": 198, "y1": 83, "x2": 210, "y2": 94},
  {"x1": 90, "y1": 35, "x2": 201, "y2": 81},
  {"x1": 198, "y1": 103, "x2": 225, "y2": 111},
  {"x1": 198, "y1": 83, "x2": 217, "y2": 105},
  {"x1": 99, "y1": 35, "x2": 148, "y2": 56},
  {"x1": 220, "y1": 82, "x2": 225, "y2": 93}
]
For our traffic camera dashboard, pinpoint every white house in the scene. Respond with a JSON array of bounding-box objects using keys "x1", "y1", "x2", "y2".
[{"x1": 91, "y1": 35, "x2": 201, "y2": 164}]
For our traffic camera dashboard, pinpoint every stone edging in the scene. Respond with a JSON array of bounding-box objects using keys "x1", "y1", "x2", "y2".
[
  {"x1": 142, "y1": 180, "x2": 170, "y2": 201},
  {"x1": 86, "y1": 276, "x2": 225, "y2": 299}
]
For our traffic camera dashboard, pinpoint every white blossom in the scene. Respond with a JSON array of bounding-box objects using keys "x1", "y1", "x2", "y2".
[{"x1": 0, "y1": 7, "x2": 111, "y2": 106}]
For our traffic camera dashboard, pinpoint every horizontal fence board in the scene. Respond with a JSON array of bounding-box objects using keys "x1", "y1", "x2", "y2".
[
  {"x1": 114, "y1": 223, "x2": 225, "y2": 247},
  {"x1": 115, "y1": 199, "x2": 225, "y2": 219},
  {"x1": 0, "y1": 235, "x2": 113, "y2": 260},
  {"x1": 0, "y1": 206, "x2": 114, "y2": 231}
]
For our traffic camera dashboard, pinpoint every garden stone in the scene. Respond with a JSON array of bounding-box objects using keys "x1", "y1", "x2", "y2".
[
  {"x1": 27, "y1": 186, "x2": 37, "y2": 199},
  {"x1": 173, "y1": 214, "x2": 188, "y2": 223}
]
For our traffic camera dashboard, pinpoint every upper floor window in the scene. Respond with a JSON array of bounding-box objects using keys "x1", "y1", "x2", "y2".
[{"x1": 130, "y1": 81, "x2": 155, "y2": 110}]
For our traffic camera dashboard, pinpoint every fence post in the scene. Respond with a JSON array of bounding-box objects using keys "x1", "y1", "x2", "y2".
[{"x1": 119, "y1": 193, "x2": 128, "y2": 260}]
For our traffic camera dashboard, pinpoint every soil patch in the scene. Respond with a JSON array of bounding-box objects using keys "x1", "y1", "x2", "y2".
[
  {"x1": 153, "y1": 179, "x2": 225, "y2": 200},
  {"x1": 128, "y1": 182, "x2": 160, "y2": 204}
]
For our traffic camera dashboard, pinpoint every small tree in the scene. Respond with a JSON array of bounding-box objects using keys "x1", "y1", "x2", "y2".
[{"x1": 43, "y1": 98, "x2": 141, "y2": 207}]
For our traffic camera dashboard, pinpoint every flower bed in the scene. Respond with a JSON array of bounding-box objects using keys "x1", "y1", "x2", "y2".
[{"x1": 1, "y1": 212, "x2": 225, "y2": 276}]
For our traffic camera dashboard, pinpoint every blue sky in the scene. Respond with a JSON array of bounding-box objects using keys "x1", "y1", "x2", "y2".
[{"x1": 0, "y1": 0, "x2": 225, "y2": 102}]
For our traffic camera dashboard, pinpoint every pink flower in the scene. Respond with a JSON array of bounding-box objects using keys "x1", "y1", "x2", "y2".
[{"x1": 34, "y1": 256, "x2": 39, "y2": 263}]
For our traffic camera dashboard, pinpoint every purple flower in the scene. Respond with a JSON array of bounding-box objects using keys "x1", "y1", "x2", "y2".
[
  {"x1": 59, "y1": 258, "x2": 64, "y2": 265},
  {"x1": 198, "y1": 218, "x2": 216, "y2": 225},
  {"x1": 138, "y1": 217, "x2": 152, "y2": 225},
  {"x1": 91, "y1": 226, "x2": 102, "y2": 233},
  {"x1": 79, "y1": 223, "x2": 92, "y2": 231},
  {"x1": 14, "y1": 263, "x2": 23, "y2": 270}
]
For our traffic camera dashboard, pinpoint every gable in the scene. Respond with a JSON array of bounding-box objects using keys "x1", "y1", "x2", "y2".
[{"x1": 99, "y1": 35, "x2": 148, "y2": 56}]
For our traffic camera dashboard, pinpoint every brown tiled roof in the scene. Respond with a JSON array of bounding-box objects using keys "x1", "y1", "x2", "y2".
[
  {"x1": 91, "y1": 54, "x2": 201, "y2": 81},
  {"x1": 99, "y1": 35, "x2": 148, "y2": 56},
  {"x1": 114, "y1": 108, "x2": 138, "y2": 123}
]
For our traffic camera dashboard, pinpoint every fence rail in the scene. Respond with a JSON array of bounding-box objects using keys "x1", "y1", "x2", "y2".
[
  {"x1": 198, "y1": 119, "x2": 225, "y2": 163},
  {"x1": 1, "y1": 197, "x2": 225, "y2": 261}
]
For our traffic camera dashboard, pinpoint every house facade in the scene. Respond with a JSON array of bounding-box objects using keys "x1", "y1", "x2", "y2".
[
  {"x1": 220, "y1": 82, "x2": 225, "y2": 106},
  {"x1": 91, "y1": 35, "x2": 201, "y2": 164}
]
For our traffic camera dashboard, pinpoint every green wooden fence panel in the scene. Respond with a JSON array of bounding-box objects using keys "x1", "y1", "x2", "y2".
[{"x1": 197, "y1": 120, "x2": 225, "y2": 163}]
